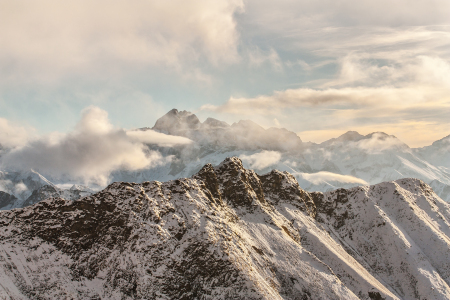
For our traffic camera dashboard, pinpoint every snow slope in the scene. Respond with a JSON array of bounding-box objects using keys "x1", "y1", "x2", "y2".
[{"x1": 1, "y1": 157, "x2": 449, "y2": 299}]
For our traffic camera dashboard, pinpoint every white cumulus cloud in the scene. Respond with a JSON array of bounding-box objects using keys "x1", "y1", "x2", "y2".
[
  {"x1": 0, "y1": 106, "x2": 174, "y2": 186},
  {"x1": 0, "y1": 0, "x2": 244, "y2": 85}
]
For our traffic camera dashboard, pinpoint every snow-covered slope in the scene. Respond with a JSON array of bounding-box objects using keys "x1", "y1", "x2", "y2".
[
  {"x1": 301, "y1": 132, "x2": 450, "y2": 195},
  {"x1": 415, "y1": 134, "x2": 450, "y2": 171},
  {"x1": 1, "y1": 157, "x2": 450, "y2": 299}
]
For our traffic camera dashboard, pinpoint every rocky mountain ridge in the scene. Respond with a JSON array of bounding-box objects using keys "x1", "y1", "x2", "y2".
[{"x1": 1, "y1": 157, "x2": 450, "y2": 299}]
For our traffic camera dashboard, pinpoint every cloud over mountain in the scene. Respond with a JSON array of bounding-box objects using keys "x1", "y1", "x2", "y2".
[
  {"x1": 239, "y1": 150, "x2": 282, "y2": 170},
  {"x1": 0, "y1": 107, "x2": 176, "y2": 185}
]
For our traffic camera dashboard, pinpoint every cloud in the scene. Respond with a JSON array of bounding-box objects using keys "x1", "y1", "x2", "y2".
[
  {"x1": 355, "y1": 132, "x2": 407, "y2": 153},
  {"x1": 0, "y1": 0, "x2": 244, "y2": 85},
  {"x1": 202, "y1": 52, "x2": 450, "y2": 147},
  {"x1": 246, "y1": 47, "x2": 283, "y2": 71},
  {"x1": 240, "y1": 151, "x2": 282, "y2": 170},
  {"x1": 0, "y1": 179, "x2": 28, "y2": 199},
  {"x1": 126, "y1": 130, "x2": 194, "y2": 147},
  {"x1": 204, "y1": 54, "x2": 450, "y2": 114},
  {"x1": 13, "y1": 182, "x2": 28, "y2": 194},
  {"x1": 0, "y1": 118, "x2": 31, "y2": 148},
  {"x1": 299, "y1": 171, "x2": 368, "y2": 185},
  {"x1": 244, "y1": 0, "x2": 450, "y2": 29},
  {"x1": 0, "y1": 106, "x2": 173, "y2": 186},
  {"x1": 202, "y1": 86, "x2": 440, "y2": 115}
]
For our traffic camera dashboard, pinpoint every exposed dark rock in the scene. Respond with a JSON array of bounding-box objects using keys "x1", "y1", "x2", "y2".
[{"x1": 0, "y1": 191, "x2": 17, "y2": 209}]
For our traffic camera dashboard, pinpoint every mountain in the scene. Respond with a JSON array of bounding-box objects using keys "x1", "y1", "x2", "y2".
[
  {"x1": 302, "y1": 131, "x2": 450, "y2": 192},
  {"x1": 1, "y1": 109, "x2": 449, "y2": 207},
  {"x1": 147, "y1": 109, "x2": 303, "y2": 151},
  {"x1": 122, "y1": 111, "x2": 450, "y2": 202},
  {"x1": 0, "y1": 169, "x2": 56, "y2": 200},
  {"x1": 0, "y1": 191, "x2": 17, "y2": 209},
  {"x1": 415, "y1": 134, "x2": 450, "y2": 171},
  {"x1": 1, "y1": 157, "x2": 450, "y2": 299},
  {"x1": 0, "y1": 183, "x2": 93, "y2": 210}
]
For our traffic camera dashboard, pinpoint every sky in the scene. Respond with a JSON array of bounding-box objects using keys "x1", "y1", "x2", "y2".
[{"x1": 1, "y1": 0, "x2": 450, "y2": 147}]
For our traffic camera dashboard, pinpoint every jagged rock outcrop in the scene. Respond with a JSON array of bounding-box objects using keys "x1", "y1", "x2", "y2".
[{"x1": 1, "y1": 157, "x2": 450, "y2": 299}]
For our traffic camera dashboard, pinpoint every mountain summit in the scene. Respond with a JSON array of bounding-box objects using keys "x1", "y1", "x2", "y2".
[
  {"x1": 148, "y1": 109, "x2": 303, "y2": 151},
  {"x1": 152, "y1": 109, "x2": 201, "y2": 135},
  {"x1": 1, "y1": 157, "x2": 450, "y2": 299}
]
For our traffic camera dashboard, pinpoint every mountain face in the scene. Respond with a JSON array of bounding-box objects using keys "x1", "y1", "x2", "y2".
[
  {"x1": 301, "y1": 131, "x2": 450, "y2": 197},
  {"x1": 1, "y1": 157, "x2": 450, "y2": 299},
  {"x1": 0, "y1": 169, "x2": 56, "y2": 201},
  {"x1": 0, "y1": 191, "x2": 17, "y2": 209},
  {"x1": 415, "y1": 134, "x2": 450, "y2": 171}
]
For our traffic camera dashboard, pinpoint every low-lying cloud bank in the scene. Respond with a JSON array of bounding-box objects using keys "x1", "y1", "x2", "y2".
[
  {"x1": 0, "y1": 106, "x2": 190, "y2": 186},
  {"x1": 126, "y1": 130, "x2": 193, "y2": 147},
  {"x1": 299, "y1": 171, "x2": 368, "y2": 185},
  {"x1": 240, "y1": 150, "x2": 282, "y2": 170}
]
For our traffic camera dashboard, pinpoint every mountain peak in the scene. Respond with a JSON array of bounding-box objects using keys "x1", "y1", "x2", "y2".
[
  {"x1": 365, "y1": 132, "x2": 394, "y2": 139},
  {"x1": 337, "y1": 131, "x2": 364, "y2": 142},
  {"x1": 152, "y1": 109, "x2": 201, "y2": 134},
  {"x1": 321, "y1": 130, "x2": 363, "y2": 145},
  {"x1": 231, "y1": 119, "x2": 264, "y2": 131},
  {"x1": 202, "y1": 117, "x2": 230, "y2": 128},
  {"x1": 431, "y1": 134, "x2": 450, "y2": 147}
]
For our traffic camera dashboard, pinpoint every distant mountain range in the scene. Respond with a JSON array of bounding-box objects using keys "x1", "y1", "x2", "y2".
[
  {"x1": 1, "y1": 157, "x2": 449, "y2": 299},
  {"x1": 1, "y1": 108, "x2": 449, "y2": 210}
]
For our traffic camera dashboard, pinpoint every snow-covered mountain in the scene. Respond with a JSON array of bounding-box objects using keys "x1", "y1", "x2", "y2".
[
  {"x1": 0, "y1": 180, "x2": 93, "y2": 210},
  {"x1": 415, "y1": 134, "x2": 450, "y2": 170},
  {"x1": 121, "y1": 109, "x2": 450, "y2": 202},
  {"x1": 1, "y1": 108, "x2": 449, "y2": 208},
  {"x1": 145, "y1": 108, "x2": 303, "y2": 151},
  {"x1": 1, "y1": 157, "x2": 449, "y2": 299},
  {"x1": 0, "y1": 169, "x2": 56, "y2": 201},
  {"x1": 300, "y1": 131, "x2": 450, "y2": 200}
]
